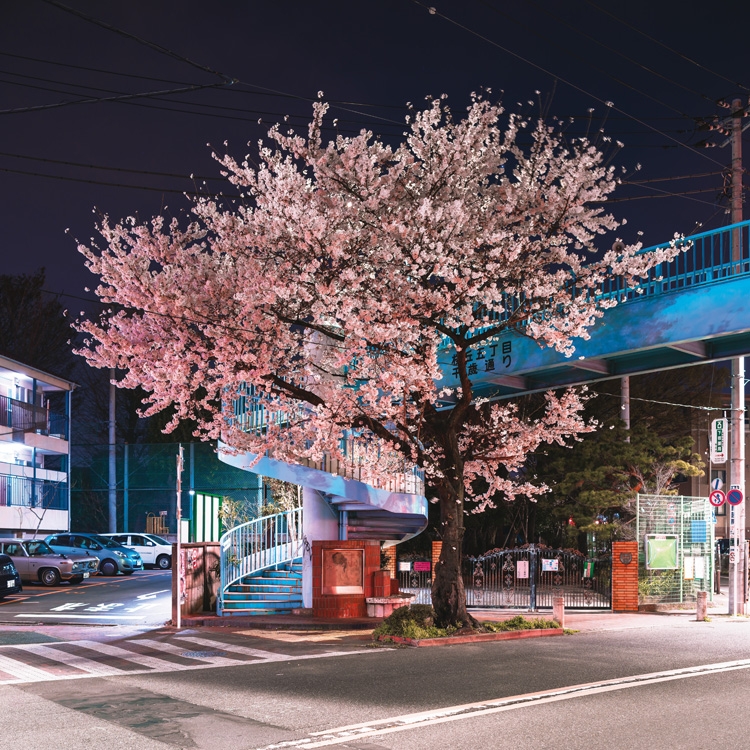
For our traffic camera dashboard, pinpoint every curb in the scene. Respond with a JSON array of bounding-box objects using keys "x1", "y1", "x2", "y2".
[{"x1": 378, "y1": 627, "x2": 564, "y2": 647}]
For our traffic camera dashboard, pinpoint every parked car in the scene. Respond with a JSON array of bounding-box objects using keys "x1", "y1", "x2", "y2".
[
  {"x1": 0, "y1": 553, "x2": 22, "y2": 598},
  {"x1": 45, "y1": 533, "x2": 143, "y2": 576},
  {"x1": 0, "y1": 538, "x2": 99, "y2": 586},
  {"x1": 100, "y1": 533, "x2": 172, "y2": 570}
]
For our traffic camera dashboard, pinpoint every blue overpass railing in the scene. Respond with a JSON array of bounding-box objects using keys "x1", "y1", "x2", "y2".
[{"x1": 600, "y1": 220, "x2": 750, "y2": 303}]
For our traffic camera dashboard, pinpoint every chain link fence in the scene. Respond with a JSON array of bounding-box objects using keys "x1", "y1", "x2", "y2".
[{"x1": 637, "y1": 494, "x2": 714, "y2": 605}]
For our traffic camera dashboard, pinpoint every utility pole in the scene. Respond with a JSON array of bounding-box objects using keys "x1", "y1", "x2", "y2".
[
  {"x1": 175, "y1": 445, "x2": 184, "y2": 629},
  {"x1": 727, "y1": 98, "x2": 746, "y2": 615},
  {"x1": 108, "y1": 368, "x2": 117, "y2": 533}
]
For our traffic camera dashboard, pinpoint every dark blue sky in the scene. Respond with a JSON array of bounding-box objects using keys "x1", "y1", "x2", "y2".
[{"x1": 2, "y1": 0, "x2": 748, "y2": 304}]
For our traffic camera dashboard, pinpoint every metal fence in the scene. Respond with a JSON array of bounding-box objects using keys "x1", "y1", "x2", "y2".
[
  {"x1": 398, "y1": 546, "x2": 611, "y2": 610},
  {"x1": 637, "y1": 494, "x2": 714, "y2": 604}
]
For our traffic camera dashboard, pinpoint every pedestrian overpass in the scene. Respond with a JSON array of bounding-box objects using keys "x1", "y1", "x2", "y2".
[
  {"x1": 217, "y1": 220, "x2": 750, "y2": 614},
  {"x1": 436, "y1": 220, "x2": 750, "y2": 401}
]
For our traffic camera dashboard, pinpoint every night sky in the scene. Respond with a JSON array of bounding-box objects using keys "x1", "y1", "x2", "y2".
[{"x1": 2, "y1": 0, "x2": 749, "y2": 308}]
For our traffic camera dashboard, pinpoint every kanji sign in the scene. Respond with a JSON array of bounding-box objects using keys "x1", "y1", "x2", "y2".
[{"x1": 711, "y1": 418, "x2": 728, "y2": 463}]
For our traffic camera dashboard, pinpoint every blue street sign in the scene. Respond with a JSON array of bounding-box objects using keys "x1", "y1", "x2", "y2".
[{"x1": 727, "y1": 488, "x2": 744, "y2": 506}]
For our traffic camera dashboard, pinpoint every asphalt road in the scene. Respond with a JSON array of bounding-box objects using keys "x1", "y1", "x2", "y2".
[
  {"x1": 0, "y1": 569, "x2": 171, "y2": 626},
  {"x1": 0, "y1": 614, "x2": 749, "y2": 749}
]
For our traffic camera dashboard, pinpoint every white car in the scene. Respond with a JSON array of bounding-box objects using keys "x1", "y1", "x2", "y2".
[{"x1": 101, "y1": 533, "x2": 172, "y2": 570}]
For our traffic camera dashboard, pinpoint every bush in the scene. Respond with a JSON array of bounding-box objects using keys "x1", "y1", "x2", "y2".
[
  {"x1": 372, "y1": 607, "x2": 560, "y2": 640},
  {"x1": 373, "y1": 605, "x2": 459, "y2": 640},
  {"x1": 483, "y1": 615, "x2": 560, "y2": 632}
]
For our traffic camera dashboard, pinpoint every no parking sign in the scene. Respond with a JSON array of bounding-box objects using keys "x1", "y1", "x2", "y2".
[{"x1": 727, "y1": 488, "x2": 744, "y2": 506}]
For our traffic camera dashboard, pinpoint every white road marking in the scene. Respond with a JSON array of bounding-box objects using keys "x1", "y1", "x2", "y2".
[
  {"x1": 14, "y1": 614, "x2": 147, "y2": 620},
  {"x1": 256, "y1": 658, "x2": 750, "y2": 749},
  {"x1": 169, "y1": 635, "x2": 296, "y2": 661},
  {"x1": 18, "y1": 643, "x2": 129, "y2": 677},
  {"x1": 0, "y1": 652, "x2": 56, "y2": 681},
  {"x1": 0, "y1": 633, "x2": 378, "y2": 685}
]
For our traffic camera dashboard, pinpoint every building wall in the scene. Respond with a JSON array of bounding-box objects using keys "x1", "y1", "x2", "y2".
[{"x1": 0, "y1": 356, "x2": 74, "y2": 536}]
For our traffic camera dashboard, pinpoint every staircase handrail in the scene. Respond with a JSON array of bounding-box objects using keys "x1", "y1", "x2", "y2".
[{"x1": 219, "y1": 507, "x2": 303, "y2": 611}]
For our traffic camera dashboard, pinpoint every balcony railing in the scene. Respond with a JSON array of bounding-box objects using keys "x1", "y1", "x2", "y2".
[
  {"x1": 0, "y1": 395, "x2": 68, "y2": 441},
  {"x1": 0, "y1": 474, "x2": 68, "y2": 511}
]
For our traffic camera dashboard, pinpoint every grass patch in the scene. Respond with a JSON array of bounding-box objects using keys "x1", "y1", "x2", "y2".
[
  {"x1": 373, "y1": 604, "x2": 460, "y2": 640},
  {"x1": 483, "y1": 615, "x2": 560, "y2": 632},
  {"x1": 373, "y1": 606, "x2": 561, "y2": 640}
]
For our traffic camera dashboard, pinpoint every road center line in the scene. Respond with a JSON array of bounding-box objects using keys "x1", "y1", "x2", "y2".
[{"x1": 259, "y1": 658, "x2": 750, "y2": 749}]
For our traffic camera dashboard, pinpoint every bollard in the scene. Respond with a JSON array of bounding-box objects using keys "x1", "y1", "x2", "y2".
[
  {"x1": 696, "y1": 590, "x2": 708, "y2": 622},
  {"x1": 552, "y1": 596, "x2": 565, "y2": 628}
]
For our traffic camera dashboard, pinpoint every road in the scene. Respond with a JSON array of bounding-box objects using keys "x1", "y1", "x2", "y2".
[
  {"x1": 0, "y1": 612, "x2": 749, "y2": 748},
  {"x1": 0, "y1": 570, "x2": 171, "y2": 626}
]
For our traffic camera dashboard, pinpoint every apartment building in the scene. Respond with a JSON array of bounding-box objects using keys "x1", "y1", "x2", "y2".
[{"x1": 0, "y1": 355, "x2": 75, "y2": 536}]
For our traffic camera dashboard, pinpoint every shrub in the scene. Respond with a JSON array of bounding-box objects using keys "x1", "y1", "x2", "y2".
[
  {"x1": 483, "y1": 615, "x2": 560, "y2": 632},
  {"x1": 373, "y1": 605, "x2": 459, "y2": 639}
]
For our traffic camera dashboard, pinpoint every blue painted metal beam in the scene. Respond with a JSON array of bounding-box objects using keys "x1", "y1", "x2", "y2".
[{"x1": 436, "y1": 222, "x2": 750, "y2": 400}]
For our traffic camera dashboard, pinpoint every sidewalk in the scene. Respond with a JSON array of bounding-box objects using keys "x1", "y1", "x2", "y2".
[
  {"x1": 0, "y1": 587, "x2": 741, "y2": 645},
  {"x1": 179, "y1": 588, "x2": 734, "y2": 635}
]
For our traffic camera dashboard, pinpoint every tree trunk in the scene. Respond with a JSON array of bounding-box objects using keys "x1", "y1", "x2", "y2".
[{"x1": 430, "y1": 479, "x2": 479, "y2": 630}]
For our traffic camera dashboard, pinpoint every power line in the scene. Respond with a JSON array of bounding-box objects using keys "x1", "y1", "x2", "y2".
[
  {"x1": 520, "y1": 0, "x2": 721, "y2": 108},
  {"x1": 410, "y1": 0, "x2": 727, "y2": 168},
  {"x1": 0, "y1": 165, "x2": 226, "y2": 197},
  {"x1": 0, "y1": 150, "x2": 219, "y2": 182},
  {"x1": 476, "y1": 0, "x2": 708, "y2": 118},
  {"x1": 583, "y1": 0, "x2": 750, "y2": 94},
  {"x1": 39, "y1": 0, "x2": 234, "y2": 84},
  {"x1": 0, "y1": 80, "x2": 232, "y2": 116},
  {"x1": 624, "y1": 171, "x2": 723, "y2": 184}
]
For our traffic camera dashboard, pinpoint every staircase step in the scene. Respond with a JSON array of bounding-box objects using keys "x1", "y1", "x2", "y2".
[
  {"x1": 224, "y1": 590, "x2": 301, "y2": 601},
  {"x1": 222, "y1": 599, "x2": 302, "y2": 611},
  {"x1": 228, "y1": 583, "x2": 302, "y2": 595}
]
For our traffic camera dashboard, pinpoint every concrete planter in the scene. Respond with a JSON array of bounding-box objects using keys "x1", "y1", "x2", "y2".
[{"x1": 365, "y1": 595, "x2": 414, "y2": 618}]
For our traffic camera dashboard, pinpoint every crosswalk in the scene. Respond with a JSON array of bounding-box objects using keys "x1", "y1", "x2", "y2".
[{"x1": 0, "y1": 631, "x2": 369, "y2": 685}]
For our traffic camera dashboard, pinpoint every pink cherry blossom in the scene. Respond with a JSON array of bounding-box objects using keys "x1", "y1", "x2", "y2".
[{"x1": 77, "y1": 95, "x2": 682, "y2": 628}]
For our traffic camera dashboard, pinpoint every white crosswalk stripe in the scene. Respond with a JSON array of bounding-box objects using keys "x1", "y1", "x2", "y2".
[
  {"x1": 75, "y1": 639, "x2": 188, "y2": 671},
  {"x1": 128, "y1": 637, "x2": 255, "y2": 666},
  {"x1": 168, "y1": 635, "x2": 295, "y2": 661},
  {"x1": 15, "y1": 643, "x2": 129, "y2": 677},
  {"x1": 0, "y1": 634, "x2": 376, "y2": 685},
  {"x1": 0, "y1": 652, "x2": 56, "y2": 682}
]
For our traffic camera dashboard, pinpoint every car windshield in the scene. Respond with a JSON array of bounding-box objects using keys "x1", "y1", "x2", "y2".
[
  {"x1": 25, "y1": 541, "x2": 54, "y2": 556},
  {"x1": 146, "y1": 535, "x2": 170, "y2": 545},
  {"x1": 93, "y1": 535, "x2": 122, "y2": 549}
]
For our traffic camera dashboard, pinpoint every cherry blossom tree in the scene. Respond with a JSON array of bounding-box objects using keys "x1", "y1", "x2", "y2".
[{"x1": 77, "y1": 95, "x2": 681, "y2": 628}]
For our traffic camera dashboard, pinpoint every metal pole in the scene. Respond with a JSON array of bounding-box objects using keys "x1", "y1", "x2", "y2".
[
  {"x1": 123, "y1": 443, "x2": 129, "y2": 534},
  {"x1": 621, "y1": 376, "x2": 631, "y2": 441},
  {"x1": 728, "y1": 98, "x2": 746, "y2": 615},
  {"x1": 176, "y1": 445, "x2": 184, "y2": 629},
  {"x1": 108, "y1": 368, "x2": 116, "y2": 533}
]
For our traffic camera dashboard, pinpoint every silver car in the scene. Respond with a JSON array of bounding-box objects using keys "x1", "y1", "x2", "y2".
[
  {"x1": 101, "y1": 533, "x2": 172, "y2": 570},
  {"x1": 0, "y1": 538, "x2": 99, "y2": 586},
  {"x1": 45, "y1": 533, "x2": 143, "y2": 576}
]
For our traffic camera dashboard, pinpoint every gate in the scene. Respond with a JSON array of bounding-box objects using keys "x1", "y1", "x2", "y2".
[{"x1": 463, "y1": 546, "x2": 611, "y2": 610}]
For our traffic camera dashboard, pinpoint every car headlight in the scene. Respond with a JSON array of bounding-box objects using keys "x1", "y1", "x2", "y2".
[{"x1": 113, "y1": 550, "x2": 127, "y2": 558}]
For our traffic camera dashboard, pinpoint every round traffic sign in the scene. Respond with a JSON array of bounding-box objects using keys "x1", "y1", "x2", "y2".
[
  {"x1": 727, "y1": 488, "x2": 744, "y2": 506},
  {"x1": 709, "y1": 490, "x2": 726, "y2": 507}
]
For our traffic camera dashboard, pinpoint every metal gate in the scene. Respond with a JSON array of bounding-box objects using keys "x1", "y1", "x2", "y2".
[{"x1": 463, "y1": 546, "x2": 611, "y2": 610}]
